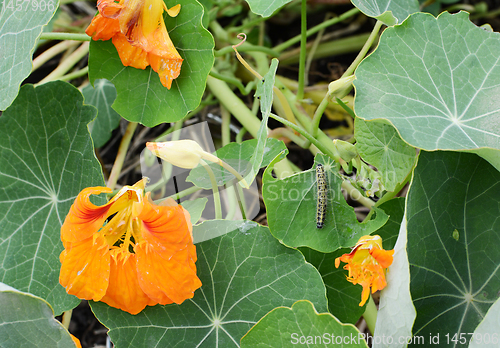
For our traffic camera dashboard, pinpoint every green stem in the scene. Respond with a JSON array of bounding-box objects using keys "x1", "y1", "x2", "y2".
[
  {"x1": 273, "y1": 7, "x2": 360, "y2": 53},
  {"x1": 342, "y1": 20, "x2": 383, "y2": 78},
  {"x1": 107, "y1": 122, "x2": 138, "y2": 190},
  {"x1": 363, "y1": 295, "x2": 377, "y2": 335},
  {"x1": 206, "y1": 76, "x2": 262, "y2": 137},
  {"x1": 221, "y1": 106, "x2": 231, "y2": 146},
  {"x1": 342, "y1": 181, "x2": 374, "y2": 208},
  {"x1": 296, "y1": 0, "x2": 308, "y2": 100},
  {"x1": 236, "y1": 128, "x2": 247, "y2": 143},
  {"x1": 269, "y1": 127, "x2": 308, "y2": 148},
  {"x1": 279, "y1": 33, "x2": 370, "y2": 66},
  {"x1": 215, "y1": 43, "x2": 279, "y2": 58},
  {"x1": 36, "y1": 41, "x2": 89, "y2": 85},
  {"x1": 32, "y1": 40, "x2": 80, "y2": 71},
  {"x1": 59, "y1": 66, "x2": 89, "y2": 82},
  {"x1": 61, "y1": 310, "x2": 72, "y2": 330},
  {"x1": 311, "y1": 96, "x2": 330, "y2": 138},
  {"x1": 39, "y1": 32, "x2": 91, "y2": 41},
  {"x1": 164, "y1": 185, "x2": 200, "y2": 202},
  {"x1": 209, "y1": 69, "x2": 250, "y2": 95},
  {"x1": 200, "y1": 160, "x2": 222, "y2": 219},
  {"x1": 269, "y1": 113, "x2": 339, "y2": 162}
]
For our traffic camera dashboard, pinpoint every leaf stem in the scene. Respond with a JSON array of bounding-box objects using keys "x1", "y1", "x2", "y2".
[
  {"x1": 296, "y1": 0, "x2": 308, "y2": 100},
  {"x1": 215, "y1": 43, "x2": 279, "y2": 58},
  {"x1": 59, "y1": 66, "x2": 89, "y2": 82},
  {"x1": 61, "y1": 309, "x2": 72, "y2": 330},
  {"x1": 206, "y1": 76, "x2": 262, "y2": 137},
  {"x1": 363, "y1": 295, "x2": 377, "y2": 335},
  {"x1": 209, "y1": 69, "x2": 250, "y2": 95},
  {"x1": 269, "y1": 113, "x2": 339, "y2": 162},
  {"x1": 36, "y1": 41, "x2": 90, "y2": 85},
  {"x1": 39, "y1": 32, "x2": 91, "y2": 41},
  {"x1": 200, "y1": 160, "x2": 222, "y2": 219},
  {"x1": 32, "y1": 40, "x2": 80, "y2": 71},
  {"x1": 273, "y1": 7, "x2": 360, "y2": 53},
  {"x1": 107, "y1": 122, "x2": 138, "y2": 190},
  {"x1": 342, "y1": 20, "x2": 383, "y2": 78}
]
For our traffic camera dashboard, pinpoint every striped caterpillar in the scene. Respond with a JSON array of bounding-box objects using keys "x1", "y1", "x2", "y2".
[{"x1": 316, "y1": 163, "x2": 327, "y2": 229}]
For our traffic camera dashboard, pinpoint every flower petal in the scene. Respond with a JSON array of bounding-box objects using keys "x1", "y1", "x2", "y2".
[
  {"x1": 70, "y1": 334, "x2": 82, "y2": 348},
  {"x1": 99, "y1": 254, "x2": 154, "y2": 314},
  {"x1": 86, "y1": 14, "x2": 121, "y2": 40},
  {"x1": 135, "y1": 243, "x2": 201, "y2": 304},
  {"x1": 61, "y1": 187, "x2": 113, "y2": 243},
  {"x1": 59, "y1": 235, "x2": 110, "y2": 301},
  {"x1": 111, "y1": 34, "x2": 149, "y2": 69},
  {"x1": 135, "y1": 197, "x2": 201, "y2": 304}
]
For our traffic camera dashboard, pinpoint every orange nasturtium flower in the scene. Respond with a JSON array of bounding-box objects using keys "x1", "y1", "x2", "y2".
[
  {"x1": 85, "y1": 0, "x2": 183, "y2": 89},
  {"x1": 335, "y1": 235, "x2": 394, "y2": 307},
  {"x1": 59, "y1": 178, "x2": 201, "y2": 314}
]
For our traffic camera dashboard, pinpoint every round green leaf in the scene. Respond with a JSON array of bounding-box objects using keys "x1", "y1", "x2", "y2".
[
  {"x1": 82, "y1": 79, "x2": 121, "y2": 148},
  {"x1": 0, "y1": 2, "x2": 57, "y2": 110},
  {"x1": 262, "y1": 155, "x2": 389, "y2": 253},
  {"x1": 0, "y1": 290, "x2": 77, "y2": 348},
  {"x1": 240, "y1": 300, "x2": 368, "y2": 347},
  {"x1": 243, "y1": 0, "x2": 292, "y2": 17},
  {"x1": 355, "y1": 118, "x2": 416, "y2": 192},
  {"x1": 354, "y1": 12, "x2": 500, "y2": 170},
  {"x1": 91, "y1": 221, "x2": 327, "y2": 347},
  {"x1": 0, "y1": 82, "x2": 105, "y2": 315},
  {"x1": 407, "y1": 151, "x2": 500, "y2": 343},
  {"x1": 350, "y1": 0, "x2": 419, "y2": 25},
  {"x1": 88, "y1": 0, "x2": 214, "y2": 127}
]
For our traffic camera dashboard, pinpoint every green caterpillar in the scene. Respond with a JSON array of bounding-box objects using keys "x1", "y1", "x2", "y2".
[{"x1": 316, "y1": 163, "x2": 327, "y2": 229}]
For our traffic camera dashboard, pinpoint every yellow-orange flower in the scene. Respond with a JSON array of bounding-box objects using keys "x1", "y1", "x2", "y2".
[
  {"x1": 59, "y1": 178, "x2": 201, "y2": 314},
  {"x1": 335, "y1": 235, "x2": 394, "y2": 306},
  {"x1": 85, "y1": 0, "x2": 183, "y2": 89}
]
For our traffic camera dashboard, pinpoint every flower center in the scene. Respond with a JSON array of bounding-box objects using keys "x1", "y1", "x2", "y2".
[{"x1": 98, "y1": 188, "x2": 144, "y2": 259}]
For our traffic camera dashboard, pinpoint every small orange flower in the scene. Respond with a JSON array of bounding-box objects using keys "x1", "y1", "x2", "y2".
[
  {"x1": 85, "y1": 0, "x2": 183, "y2": 89},
  {"x1": 59, "y1": 178, "x2": 201, "y2": 314},
  {"x1": 335, "y1": 235, "x2": 394, "y2": 306}
]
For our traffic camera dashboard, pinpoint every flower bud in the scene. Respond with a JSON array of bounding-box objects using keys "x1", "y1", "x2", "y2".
[{"x1": 146, "y1": 140, "x2": 204, "y2": 169}]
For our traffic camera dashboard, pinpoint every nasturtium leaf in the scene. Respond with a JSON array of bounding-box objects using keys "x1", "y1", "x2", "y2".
[
  {"x1": 350, "y1": 0, "x2": 419, "y2": 26},
  {"x1": 0, "y1": 290, "x2": 78, "y2": 348},
  {"x1": 407, "y1": 151, "x2": 500, "y2": 345},
  {"x1": 244, "y1": 58, "x2": 279, "y2": 186},
  {"x1": 374, "y1": 213, "x2": 416, "y2": 348},
  {"x1": 187, "y1": 137, "x2": 287, "y2": 189},
  {"x1": 243, "y1": 0, "x2": 291, "y2": 18},
  {"x1": 469, "y1": 297, "x2": 500, "y2": 348},
  {"x1": 181, "y1": 197, "x2": 208, "y2": 225},
  {"x1": 299, "y1": 247, "x2": 365, "y2": 324},
  {"x1": 240, "y1": 300, "x2": 368, "y2": 348},
  {"x1": 0, "y1": 81, "x2": 105, "y2": 315},
  {"x1": 91, "y1": 221, "x2": 328, "y2": 348},
  {"x1": 354, "y1": 11, "x2": 500, "y2": 170},
  {"x1": 373, "y1": 197, "x2": 405, "y2": 250},
  {"x1": 88, "y1": 0, "x2": 214, "y2": 127},
  {"x1": 82, "y1": 79, "x2": 121, "y2": 148},
  {"x1": 262, "y1": 154, "x2": 388, "y2": 253},
  {"x1": 0, "y1": 1, "x2": 57, "y2": 110},
  {"x1": 355, "y1": 118, "x2": 416, "y2": 192}
]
